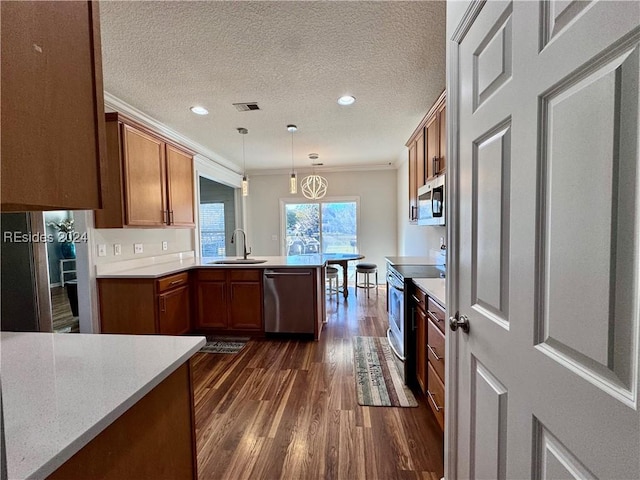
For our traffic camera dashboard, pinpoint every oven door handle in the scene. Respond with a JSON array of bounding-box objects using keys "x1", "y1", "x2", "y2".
[
  {"x1": 387, "y1": 328, "x2": 406, "y2": 362},
  {"x1": 387, "y1": 279, "x2": 404, "y2": 292}
]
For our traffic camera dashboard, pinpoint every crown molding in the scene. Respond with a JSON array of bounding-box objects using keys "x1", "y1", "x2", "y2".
[
  {"x1": 248, "y1": 162, "x2": 397, "y2": 176},
  {"x1": 103, "y1": 91, "x2": 242, "y2": 175}
]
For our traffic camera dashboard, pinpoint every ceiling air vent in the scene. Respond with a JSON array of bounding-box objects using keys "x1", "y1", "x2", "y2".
[{"x1": 233, "y1": 102, "x2": 260, "y2": 112}]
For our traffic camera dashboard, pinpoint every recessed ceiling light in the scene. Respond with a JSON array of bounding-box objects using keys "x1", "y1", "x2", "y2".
[
  {"x1": 190, "y1": 106, "x2": 209, "y2": 115},
  {"x1": 337, "y1": 95, "x2": 355, "y2": 106}
]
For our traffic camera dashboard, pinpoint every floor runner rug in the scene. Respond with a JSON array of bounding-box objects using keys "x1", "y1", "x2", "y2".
[{"x1": 352, "y1": 336, "x2": 418, "y2": 407}]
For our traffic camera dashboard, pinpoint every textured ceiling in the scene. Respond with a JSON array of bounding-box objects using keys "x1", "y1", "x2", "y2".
[{"x1": 99, "y1": 1, "x2": 446, "y2": 173}]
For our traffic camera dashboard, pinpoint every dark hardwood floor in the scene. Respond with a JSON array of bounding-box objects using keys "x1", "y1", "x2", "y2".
[
  {"x1": 51, "y1": 286, "x2": 79, "y2": 333},
  {"x1": 192, "y1": 285, "x2": 445, "y2": 480}
]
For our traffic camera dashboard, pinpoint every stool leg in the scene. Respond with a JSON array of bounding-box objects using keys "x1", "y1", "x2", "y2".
[
  {"x1": 366, "y1": 272, "x2": 370, "y2": 298},
  {"x1": 375, "y1": 271, "x2": 378, "y2": 295},
  {"x1": 355, "y1": 272, "x2": 358, "y2": 297}
]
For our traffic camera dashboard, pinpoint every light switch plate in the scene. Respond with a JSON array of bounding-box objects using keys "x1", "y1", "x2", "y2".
[
  {"x1": 114, "y1": 244, "x2": 121, "y2": 256},
  {"x1": 134, "y1": 243, "x2": 143, "y2": 254},
  {"x1": 162, "y1": 241, "x2": 168, "y2": 251},
  {"x1": 97, "y1": 244, "x2": 107, "y2": 257}
]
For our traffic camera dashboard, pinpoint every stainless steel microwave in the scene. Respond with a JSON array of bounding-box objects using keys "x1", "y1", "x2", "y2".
[{"x1": 417, "y1": 175, "x2": 445, "y2": 226}]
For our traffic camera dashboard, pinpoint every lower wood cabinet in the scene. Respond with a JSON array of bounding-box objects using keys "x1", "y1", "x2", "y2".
[
  {"x1": 48, "y1": 363, "x2": 197, "y2": 480},
  {"x1": 412, "y1": 282, "x2": 446, "y2": 431},
  {"x1": 98, "y1": 272, "x2": 190, "y2": 335},
  {"x1": 158, "y1": 284, "x2": 190, "y2": 335},
  {"x1": 194, "y1": 269, "x2": 263, "y2": 334}
]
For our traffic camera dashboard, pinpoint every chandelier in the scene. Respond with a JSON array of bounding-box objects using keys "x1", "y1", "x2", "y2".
[{"x1": 301, "y1": 154, "x2": 328, "y2": 200}]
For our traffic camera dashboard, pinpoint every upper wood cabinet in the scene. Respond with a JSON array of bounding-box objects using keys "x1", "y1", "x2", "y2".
[
  {"x1": 408, "y1": 142, "x2": 418, "y2": 223},
  {"x1": 1, "y1": 1, "x2": 107, "y2": 211},
  {"x1": 406, "y1": 90, "x2": 446, "y2": 222},
  {"x1": 95, "y1": 113, "x2": 195, "y2": 228}
]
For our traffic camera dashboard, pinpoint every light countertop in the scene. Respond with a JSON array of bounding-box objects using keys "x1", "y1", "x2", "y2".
[
  {"x1": 96, "y1": 255, "x2": 326, "y2": 279},
  {"x1": 413, "y1": 278, "x2": 446, "y2": 307},
  {"x1": 385, "y1": 253, "x2": 446, "y2": 266},
  {"x1": 1, "y1": 332, "x2": 205, "y2": 479}
]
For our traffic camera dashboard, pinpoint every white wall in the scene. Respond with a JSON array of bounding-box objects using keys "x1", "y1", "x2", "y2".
[
  {"x1": 396, "y1": 152, "x2": 447, "y2": 255},
  {"x1": 92, "y1": 228, "x2": 193, "y2": 265},
  {"x1": 246, "y1": 169, "x2": 397, "y2": 279}
]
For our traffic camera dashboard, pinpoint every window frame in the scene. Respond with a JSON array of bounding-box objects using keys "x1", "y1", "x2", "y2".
[{"x1": 279, "y1": 196, "x2": 361, "y2": 256}]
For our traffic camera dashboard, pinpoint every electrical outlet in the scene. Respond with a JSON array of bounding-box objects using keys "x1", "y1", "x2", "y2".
[
  {"x1": 97, "y1": 244, "x2": 107, "y2": 257},
  {"x1": 134, "y1": 243, "x2": 143, "y2": 254},
  {"x1": 114, "y1": 244, "x2": 121, "y2": 256},
  {"x1": 162, "y1": 241, "x2": 168, "y2": 251}
]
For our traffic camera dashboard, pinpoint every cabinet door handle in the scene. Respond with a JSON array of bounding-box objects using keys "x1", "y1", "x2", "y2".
[
  {"x1": 160, "y1": 296, "x2": 166, "y2": 313},
  {"x1": 427, "y1": 390, "x2": 442, "y2": 411},
  {"x1": 163, "y1": 210, "x2": 168, "y2": 224},
  {"x1": 169, "y1": 210, "x2": 174, "y2": 224},
  {"x1": 427, "y1": 344, "x2": 441, "y2": 361}
]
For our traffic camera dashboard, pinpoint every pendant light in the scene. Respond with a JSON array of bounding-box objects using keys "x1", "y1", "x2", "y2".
[
  {"x1": 301, "y1": 154, "x2": 328, "y2": 200},
  {"x1": 287, "y1": 124, "x2": 298, "y2": 194},
  {"x1": 237, "y1": 127, "x2": 249, "y2": 196}
]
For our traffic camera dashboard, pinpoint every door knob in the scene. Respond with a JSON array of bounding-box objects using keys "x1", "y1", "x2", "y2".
[{"x1": 449, "y1": 312, "x2": 470, "y2": 333}]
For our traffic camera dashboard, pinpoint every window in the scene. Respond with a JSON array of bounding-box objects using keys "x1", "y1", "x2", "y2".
[
  {"x1": 282, "y1": 198, "x2": 358, "y2": 256},
  {"x1": 199, "y1": 177, "x2": 236, "y2": 257},
  {"x1": 200, "y1": 203, "x2": 226, "y2": 256}
]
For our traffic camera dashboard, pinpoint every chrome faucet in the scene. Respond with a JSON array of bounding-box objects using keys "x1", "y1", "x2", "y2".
[{"x1": 230, "y1": 228, "x2": 251, "y2": 259}]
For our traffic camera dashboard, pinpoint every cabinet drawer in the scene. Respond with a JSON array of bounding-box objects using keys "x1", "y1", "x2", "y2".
[
  {"x1": 427, "y1": 297, "x2": 446, "y2": 334},
  {"x1": 411, "y1": 284, "x2": 427, "y2": 311},
  {"x1": 156, "y1": 272, "x2": 189, "y2": 293},
  {"x1": 229, "y1": 269, "x2": 261, "y2": 282},
  {"x1": 196, "y1": 269, "x2": 227, "y2": 281},
  {"x1": 427, "y1": 318, "x2": 445, "y2": 383},
  {"x1": 427, "y1": 362, "x2": 445, "y2": 431}
]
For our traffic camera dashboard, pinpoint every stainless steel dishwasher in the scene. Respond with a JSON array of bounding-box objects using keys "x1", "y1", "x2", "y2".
[{"x1": 263, "y1": 268, "x2": 315, "y2": 334}]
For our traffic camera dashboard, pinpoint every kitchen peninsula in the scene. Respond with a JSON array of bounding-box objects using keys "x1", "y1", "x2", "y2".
[
  {"x1": 1, "y1": 332, "x2": 205, "y2": 479},
  {"x1": 96, "y1": 253, "x2": 326, "y2": 339}
]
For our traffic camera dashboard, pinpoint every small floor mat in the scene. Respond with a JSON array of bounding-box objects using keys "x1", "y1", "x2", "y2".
[{"x1": 199, "y1": 336, "x2": 249, "y2": 354}]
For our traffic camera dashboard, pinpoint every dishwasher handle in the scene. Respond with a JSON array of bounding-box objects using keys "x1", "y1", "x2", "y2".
[{"x1": 264, "y1": 270, "x2": 312, "y2": 277}]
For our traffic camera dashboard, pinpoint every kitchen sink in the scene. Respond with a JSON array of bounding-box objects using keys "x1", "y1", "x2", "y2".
[{"x1": 208, "y1": 259, "x2": 267, "y2": 264}]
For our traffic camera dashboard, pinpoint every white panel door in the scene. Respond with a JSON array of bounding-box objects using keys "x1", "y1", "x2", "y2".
[{"x1": 447, "y1": 1, "x2": 640, "y2": 478}]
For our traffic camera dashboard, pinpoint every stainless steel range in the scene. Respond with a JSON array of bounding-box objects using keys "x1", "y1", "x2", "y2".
[{"x1": 386, "y1": 263, "x2": 445, "y2": 383}]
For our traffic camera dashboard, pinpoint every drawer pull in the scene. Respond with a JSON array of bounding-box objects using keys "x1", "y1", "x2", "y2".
[
  {"x1": 427, "y1": 344, "x2": 441, "y2": 361},
  {"x1": 411, "y1": 294, "x2": 422, "y2": 304},
  {"x1": 169, "y1": 280, "x2": 183, "y2": 286},
  {"x1": 427, "y1": 390, "x2": 442, "y2": 412},
  {"x1": 428, "y1": 311, "x2": 442, "y2": 321}
]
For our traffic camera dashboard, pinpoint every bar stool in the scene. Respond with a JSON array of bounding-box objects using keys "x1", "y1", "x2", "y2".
[
  {"x1": 326, "y1": 266, "x2": 340, "y2": 302},
  {"x1": 355, "y1": 263, "x2": 378, "y2": 298}
]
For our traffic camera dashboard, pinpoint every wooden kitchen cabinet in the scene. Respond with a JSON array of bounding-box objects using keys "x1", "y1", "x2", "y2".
[
  {"x1": 408, "y1": 142, "x2": 418, "y2": 223},
  {"x1": 407, "y1": 126, "x2": 426, "y2": 223},
  {"x1": 412, "y1": 281, "x2": 446, "y2": 431},
  {"x1": 194, "y1": 269, "x2": 263, "y2": 334},
  {"x1": 98, "y1": 272, "x2": 191, "y2": 335},
  {"x1": 95, "y1": 113, "x2": 195, "y2": 228},
  {"x1": 1, "y1": 1, "x2": 107, "y2": 211},
  {"x1": 412, "y1": 284, "x2": 428, "y2": 394},
  {"x1": 426, "y1": 294, "x2": 446, "y2": 431},
  {"x1": 158, "y1": 284, "x2": 191, "y2": 335},
  {"x1": 405, "y1": 90, "x2": 446, "y2": 221}
]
